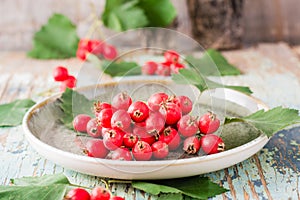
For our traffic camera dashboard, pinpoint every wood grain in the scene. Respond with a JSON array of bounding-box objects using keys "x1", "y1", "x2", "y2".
[{"x1": 0, "y1": 44, "x2": 299, "y2": 199}]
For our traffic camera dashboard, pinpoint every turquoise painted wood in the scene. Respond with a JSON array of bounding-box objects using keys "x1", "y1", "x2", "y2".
[{"x1": 0, "y1": 43, "x2": 299, "y2": 199}]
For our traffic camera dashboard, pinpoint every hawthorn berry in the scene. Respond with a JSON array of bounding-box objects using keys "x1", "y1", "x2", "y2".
[
  {"x1": 160, "y1": 102, "x2": 182, "y2": 125},
  {"x1": 132, "y1": 141, "x2": 152, "y2": 161},
  {"x1": 183, "y1": 136, "x2": 201, "y2": 155},
  {"x1": 60, "y1": 75, "x2": 76, "y2": 91},
  {"x1": 90, "y1": 187, "x2": 110, "y2": 200},
  {"x1": 142, "y1": 61, "x2": 158, "y2": 75},
  {"x1": 155, "y1": 62, "x2": 171, "y2": 76},
  {"x1": 177, "y1": 115, "x2": 199, "y2": 137},
  {"x1": 151, "y1": 141, "x2": 169, "y2": 159},
  {"x1": 73, "y1": 114, "x2": 91, "y2": 132},
  {"x1": 133, "y1": 126, "x2": 156, "y2": 145},
  {"x1": 178, "y1": 95, "x2": 193, "y2": 115},
  {"x1": 86, "y1": 118, "x2": 102, "y2": 138},
  {"x1": 128, "y1": 101, "x2": 149, "y2": 122},
  {"x1": 65, "y1": 188, "x2": 91, "y2": 200},
  {"x1": 170, "y1": 62, "x2": 185, "y2": 74},
  {"x1": 85, "y1": 139, "x2": 109, "y2": 158},
  {"x1": 123, "y1": 132, "x2": 138, "y2": 148},
  {"x1": 53, "y1": 66, "x2": 69, "y2": 81},
  {"x1": 97, "y1": 108, "x2": 114, "y2": 128},
  {"x1": 111, "y1": 110, "x2": 131, "y2": 131},
  {"x1": 112, "y1": 92, "x2": 132, "y2": 110},
  {"x1": 145, "y1": 112, "x2": 165, "y2": 136},
  {"x1": 164, "y1": 50, "x2": 180, "y2": 63},
  {"x1": 102, "y1": 44, "x2": 117, "y2": 60},
  {"x1": 109, "y1": 147, "x2": 133, "y2": 161},
  {"x1": 147, "y1": 92, "x2": 168, "y2": 111},
  {"x1": 198, "y1": 112, "x2": 220, "y2": 134},
  {"x1": 159, "y1": 126, "x2": 181, "y2": 151},
  {"x1": 102, "y1": 128, "x2": 124, "y2": 150},
  {"x1": 200, "y1": 134, "x2": 225, "y2": 155}
]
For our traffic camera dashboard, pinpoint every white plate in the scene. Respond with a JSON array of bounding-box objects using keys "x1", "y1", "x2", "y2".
[{"x1": 23, "y1": 80, "x2": 269, "y2": 180}]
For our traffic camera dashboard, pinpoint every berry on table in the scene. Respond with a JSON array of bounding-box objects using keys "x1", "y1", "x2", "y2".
[
  {"x1": 90, "y1": 187, "x2": 111, "y2": 200},
  {"x1": 198, "y1": 112, "x2": 220, "y2": 134},
  {"x1": 177, "y1": 115, "x2": 199, "y2": 137},
  {"x1": 155, "y1": 62, "x2": 171, "y2": 76},
  {"x1": 102, "y1": 44, "x2": 118, "y2": 60},
  {"x1": 53, "y1": 66, "x2": 69, "y2": 81},
  {"x1": 132, "y1": 141, "x2": 153, "y2": 161},
  {"x1": 85, "y1": 139, "x2": 109, "y2": 158},
  {"x1": 128, "y1": 101, "x2": 149, "y2": 122},
  {"x1": 73, "y1": 114, "x2": 91, "y2": 132},
  {"x1": 112, "y1": 92, "x2": 132, "y2": 111},
  {"x1": 183, "y1": 136, "x2": 201, "y2": 155},
  {"x1": 159, "y1": 126, "x2": 181, "y2": 151},
  {"x1": 76, "y1": 48, "x2": 88, "y2": 61},
  {"x1": 86, "y1": 118, "x2": 102, "y2": 138},
  {"x1": 151, "y1": 141, "x2": 169, "y2": 159},
  {"x1": 60, "y1": 75, "x2": 77, "y2": 92},
  {"x1": 65, "y1": 188, "x2": 91, "y2": 200},
  {"x1": 142, "y1": 61, "x2": 158, "y2": 75},
  {"x1": 200, "y1": 134, "x2": 225, "y2": 155}
]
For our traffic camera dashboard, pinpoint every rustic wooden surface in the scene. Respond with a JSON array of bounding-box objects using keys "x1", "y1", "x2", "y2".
[{"x1": 0, "y1": 43, "x2": 299, "y2": 199}]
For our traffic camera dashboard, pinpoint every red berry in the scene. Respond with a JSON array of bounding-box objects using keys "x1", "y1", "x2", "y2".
[
  {"x1": 109, "y1": 147, "x2": 133, "y2": 161},
  {"x1": 177, "y1": 115, "x2": 199, "y2": 137},
  {"x1": 198, "y1": 112, "x2": 220, "y2": 134},
  {"x1": 111, "y1": 110, "x2": 131, "y2": 131},
  {"x1": 78, "y1": 39, "x2": 93, "y2": 52},
  {"x1": 76, "y1": 48, "x2": 88, "y2": 61},
  {"x1": 73, "y1": 114, "x2": 91, "y2": 132},
  {"x1": 183, "y1": 136, "x2": 201, "y2": 155},
  {"x1": 147, "y1": 92, "x2": 168, "y2": 111},
  {"x1": 132, "y1": 141, "x2": 152, "y2": 161},
  {"x1": 200, "y1": 134, "x2": 225, "y2": 155},
  {"x1": 93, "y1": 101, "x2": 112, "y2": 116},
  {"x1": 90, "y1": 40, "x2": 104, "y2": 54},
  {"x1": 102, "y1": 44, "x2": 117, "y2": 60},
  {"x1": 178, "y1": 95, "x2": 193, "y2": 115},
  {"x1": 155, "y1": 62, "x2": 171, "y2": 76},
  {"x1": 110, "y1": 196, "x2": 125, "y2": 200},
  {"x1": 142, "y1": 61, "x2": 158, "y2": 75},
  {"x1": 128, "y1": 101, "x2": 149, "y2": 122},
  {"x1": 151, "y1": 141, "x2": 169, "y2": 159},
  {"x1": 90, "y1": 187, "x2": 110, "y2": 200},
  {"x1": 102, "y1": 128, "x2": 124, "y2": 150},
  {"x1": 159, "y1": 126, "x2": 181, "y2": 151},
  {"x1": 160, "y1": 102, "x2": 182, "y2": 125},
  {"x1": 123, "y1": 132, "x2": 138, "y2": 148},
  {"x1": 60, "y1": 75, "x2": 77, "y2": 92},
  {"x1": 145, "y1": 112, "x2": 165, "y2": 136},
  {"x1": 133, "y1": 126, "x2": 156, "y2": 145},
  {"x1": 85, "y1": 139, "x2": 109, "y2": 158},
  {"x1": 170, "y1": 62, "x2": 185, "y2": 74},
  {"x1": 97, "y1": 108, "x2": 114, "y2": 128},
  {"x1": 87, "y1": 118, "x2": 102, "y2": 138},
  {"x1": 112, "y1": 92, "x2": 132, "y2": 110},
  {"x1": 53, "y1": 66, "x2": 69, "y2": 81},
  {"x1": 164, "y1": 50, "x2": 180, "y2": 63},
  {"x1": 65, "y1": 188, "x2": 91, "y2": 200}
]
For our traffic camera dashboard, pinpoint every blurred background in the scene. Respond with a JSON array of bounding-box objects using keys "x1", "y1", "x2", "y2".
[{"x1": 1, "y1": 0, "x2": 300, "y2": 51}]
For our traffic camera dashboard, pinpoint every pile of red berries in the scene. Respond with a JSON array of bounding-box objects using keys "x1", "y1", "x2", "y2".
[
  {"x1": 76, "y1": 39, "x2": 118, "y2": 61},
  {"x1": 65, "y1": 186, "x2": 124, "y2": 200},
  {"x1": 53, "y1": 66, "x2": 77, "y2": 92},
  {"x1": 73, "y1": 92, "x2": 225, "y2": 161},
  {"x1": 141, "y1": 50, "x2": 186, "y2": 76}
]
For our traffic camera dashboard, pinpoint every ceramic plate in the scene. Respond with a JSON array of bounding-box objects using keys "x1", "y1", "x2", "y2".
[{"x1": 23, "y1": 80, "x2": 269, "y2": 180}]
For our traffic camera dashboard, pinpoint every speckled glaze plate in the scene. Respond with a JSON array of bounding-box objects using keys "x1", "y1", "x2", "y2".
[{"x1": 23, "y1": 80, "x2": 269, "y2": 180}]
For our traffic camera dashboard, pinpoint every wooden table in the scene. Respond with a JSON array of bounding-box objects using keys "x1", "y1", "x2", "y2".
[{"x1": 0, "y1": 43, "x2": 299, "y2": 199}]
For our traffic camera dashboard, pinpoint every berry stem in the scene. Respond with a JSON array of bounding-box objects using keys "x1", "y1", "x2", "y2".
[{"x1": 101, "y1": 179, "x2": 110, "y2": 190}]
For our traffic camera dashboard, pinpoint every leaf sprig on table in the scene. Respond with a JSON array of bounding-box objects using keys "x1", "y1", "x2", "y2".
[{"x1": 0, "y1": 173, "x2": 227, "y2": 200}]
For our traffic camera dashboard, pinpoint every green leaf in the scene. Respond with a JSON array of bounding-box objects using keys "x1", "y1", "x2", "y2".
[
  {"x1": 0, "y1": 99, "x2": 35, "y2": 127},
  {"x1": 27, "y1": 13, "x2": 79, "y2": 59},
  {"x1": 158, "y1": 193, "x2": 183, "y2": 200},
  {"x1": 59, "y1": 88, "x2": 94, "y2": 129},
  {"x1": 0, "y1": 174, "x2": 70, "y2": 200},
  {"x1": 11, "y1": 173, "x2": 69, "y2": 186},
  {"x1": 132, "y1": 176, "x2": 228, "y2": 199},
  {"x1": 137, "y1": 0, "x2": 176, "y2": 27},
  {"x1": 225, "y1": 106, "x2": 300, "y2": 137},
  {"x1": 102, "y1": 0, "x2": 148, "y2": 31},
  {"x1": 185, "y1": 49, "x2": 241, "y2": 76},
  {"x1": 172, "y1": 69, "x2": 252, "y2": 95}
]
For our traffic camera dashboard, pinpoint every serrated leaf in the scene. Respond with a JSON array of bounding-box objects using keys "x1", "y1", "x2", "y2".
[
  {"x1": 225, "y1": 107, "x2": 300, "y2": 137},
  {"x1": 132, "y1": 176, "x2": 228, "y2": 199},
  {"x1": 1, "y1": 174, "x2": 70, "y2": 200},
  {"x1": 11, "y1": 173, "x2": 69, "y2": 186},
  {"x1": 0, "y1": 99, "x2": 35, "y2": 127},
  {"x1": 27, "y1": 13, "x2": 79, "y2": 59},
  {"x1": 185, "y1": 49, "x2": 241, "y2": 76},
  {"x1": 59, "y1": 88, "x2": 94, "y2": 129},
  {"x1": 137, "y1": 0, "x2": 176, "y2": 27},
  {"x1": 172, "y1": 69, "x2": 252, "y2": 95},
  {"x1": 102, "y1": 0, "x2": 148, "y2": 31}
]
